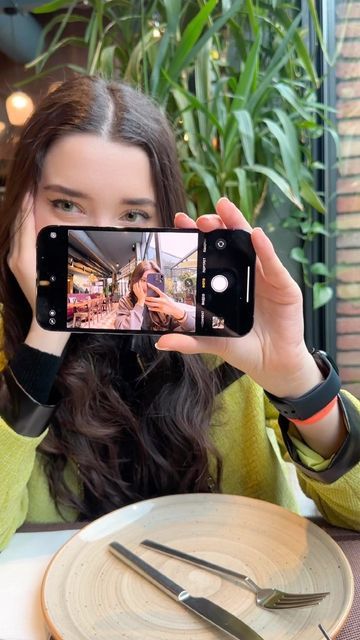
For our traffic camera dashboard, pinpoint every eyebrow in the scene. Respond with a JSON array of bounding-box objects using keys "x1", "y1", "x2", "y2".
[
  {"x1": 121, "y1": 197, "x2": 156, "y2": 207},
  {"x1": 43, "y1": 185, "x2": 156, "y2": 207},
  {"x1": 43, "y1": 184, "x2": 90, "y2": 198}
]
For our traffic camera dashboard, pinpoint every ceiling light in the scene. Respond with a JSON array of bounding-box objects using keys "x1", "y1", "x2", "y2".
[{"x1": 5, "y1": 91, "x2": 34, "y2": 126}]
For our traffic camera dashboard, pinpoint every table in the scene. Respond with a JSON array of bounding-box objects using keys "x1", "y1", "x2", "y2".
[
  {"x1": 0, "y1": 520, "x2": 358, "y2": 640},
  {"x1": 313, "y1": 520, "x2": 360, "y2": 640}
]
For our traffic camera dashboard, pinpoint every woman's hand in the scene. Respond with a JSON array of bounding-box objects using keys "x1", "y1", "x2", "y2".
[
  {"x1": 145, "y1": 284, "x2": 185, "y2": 320},
  {"x1": 133, "y1": 282, "x2": 146, "y2": 306},
  {"x1": 156, "y1": 197, "x2": 323, "y2": 398},
  {"x1": 7, "y1": 194, "x2": 70, "y2": 356}
]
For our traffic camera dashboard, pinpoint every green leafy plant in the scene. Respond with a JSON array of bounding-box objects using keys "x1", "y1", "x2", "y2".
[{"x1": 26, "y1": 0, "x2": 337, "y2": 308}]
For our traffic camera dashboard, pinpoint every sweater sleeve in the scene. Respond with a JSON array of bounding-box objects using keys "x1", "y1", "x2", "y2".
[
  {"x1": 0, "y1": 418, "x2": 48, "y2": 550},
  {"x1": 265, "y1": 391, "x2": 360, "y2": 530},
  {"x1": 173, "y1": 304, "x2": 196, "y2": 333},
  {"x1": 114, "y1": 299, "x2": 144, "y2": 330}
]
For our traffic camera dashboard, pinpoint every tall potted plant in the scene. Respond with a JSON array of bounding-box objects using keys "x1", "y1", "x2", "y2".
[{"x1": 25, "y1": 0, "x2": 336, "y2": 308}]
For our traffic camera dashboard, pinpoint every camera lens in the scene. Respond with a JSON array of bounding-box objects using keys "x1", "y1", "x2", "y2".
[
  {"x1": 215, "y1": 238, "x2": 226, "y2": 250},
  {"x1": 49, "y1": 275, "x2": 56, "y2": 282}
]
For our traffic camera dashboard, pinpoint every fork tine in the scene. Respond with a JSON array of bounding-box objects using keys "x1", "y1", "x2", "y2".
[
  {"x1": 272, "y1": 595, "x2": 329, "y2": 609},
  {"x1": 280, "y1": 594, "x2": 329, "y2": 603},
  {"x1": 273, "y1": 600, "x2": 323, "y2": 609},
  {"x1": 280, "y1": 592, "x2": 329, "y2": 601},
  {"x1": 258, "y1": 590, "x2": 329, "y2": 610}
]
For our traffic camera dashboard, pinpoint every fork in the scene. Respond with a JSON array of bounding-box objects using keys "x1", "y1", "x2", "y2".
[{"x1": 141, "y1": 539, "x2": 329, "y2": 610}]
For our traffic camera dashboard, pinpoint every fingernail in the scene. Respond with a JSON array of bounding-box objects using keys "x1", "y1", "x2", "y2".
[{"x1": 155, "y1": 342, "x2": 168, "y2": 351}]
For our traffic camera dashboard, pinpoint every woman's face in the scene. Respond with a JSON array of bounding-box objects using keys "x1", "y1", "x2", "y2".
[
  {"x1": 34, "y1": 133, "x2": 160, "y2": 233},
  {"x1": 137, "y1": 268, "x2": 157, "y2": 294}
]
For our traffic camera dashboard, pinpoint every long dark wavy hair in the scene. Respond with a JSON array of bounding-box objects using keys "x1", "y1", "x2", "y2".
[{"x1": 0, "y1": 75, "x2": 224, "y2": 519}]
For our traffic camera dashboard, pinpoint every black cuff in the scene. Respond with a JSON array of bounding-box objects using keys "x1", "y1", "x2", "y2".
[
  {"x1": 279, "y1": 391, "x2": 360, "y2": 483},
  {"x1": 10, "y1": 343, "x2": 62, "y2": 405},
  {"x1": 0, "y1": 366, "x2": 57, "y2": 437}
]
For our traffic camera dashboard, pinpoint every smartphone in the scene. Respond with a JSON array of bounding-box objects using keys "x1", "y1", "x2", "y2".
[
  {"x1": 146, "y1": 272, "x2": 165, "y2": 297},
  {"x1": 36, "y1": 226, "x2": 255, "y2": 337}
]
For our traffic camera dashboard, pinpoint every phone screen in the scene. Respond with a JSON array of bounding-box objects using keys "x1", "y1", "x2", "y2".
[{"x1": 36, "y1": 226, "x2": 255, "y2": 337}]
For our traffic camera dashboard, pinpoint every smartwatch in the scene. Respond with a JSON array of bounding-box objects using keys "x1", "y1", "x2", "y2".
[{"x1": 265, "y1": 350, "x2": 341, "y2": 422}]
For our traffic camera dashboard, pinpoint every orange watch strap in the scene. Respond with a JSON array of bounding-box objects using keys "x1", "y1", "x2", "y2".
[{"x1": 291, "y1": 396, "x2": 338, "y2": 426}]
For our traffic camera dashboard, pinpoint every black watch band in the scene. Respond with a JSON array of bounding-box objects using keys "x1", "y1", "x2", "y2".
[{"x1": 265, "y1": 350, "x2": 341, "y2": 422}]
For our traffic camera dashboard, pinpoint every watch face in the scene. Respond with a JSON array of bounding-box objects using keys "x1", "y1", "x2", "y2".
[{"x1": 312, "y1": 349, "x2": 339, "y2": 375}]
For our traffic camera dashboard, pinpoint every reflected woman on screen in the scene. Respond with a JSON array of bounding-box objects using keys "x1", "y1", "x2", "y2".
[{"x1": 115, "y1": 260, "x2": 195, "y2": 332}]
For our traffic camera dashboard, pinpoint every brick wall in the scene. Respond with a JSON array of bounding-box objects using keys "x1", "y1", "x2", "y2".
[{"x1": 336, "y1": 1, "x2": 360, "y2": 398}]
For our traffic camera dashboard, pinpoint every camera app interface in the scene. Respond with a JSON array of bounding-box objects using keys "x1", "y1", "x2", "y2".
[{"x1": 66, "y1": 229, "x2": 198, "y2": 332}]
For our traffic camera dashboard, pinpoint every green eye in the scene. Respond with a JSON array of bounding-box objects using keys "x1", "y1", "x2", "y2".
[
  {"x1": 49, "y1": 199, "x2": 82, "y2": 214},
  {"x1": 60, "y1": 201, "x2": 74, "y2": 211},
  {"x1": 120, "y1": 209, "x2": 150, "y2": 223},
  {"x1": 125, "y1": 211, "x2": 138, "y2": 221}
]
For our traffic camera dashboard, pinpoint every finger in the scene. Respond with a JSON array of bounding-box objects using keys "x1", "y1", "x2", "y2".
[
  {"x1": 251, "y1": 227, "x2": 294, "y2": 289},
  {"x1": 145, "y1": 300, "x2": 160, "y2": 309},
  {"x1": 146, "y1": 283, "x2": 162, "y2": 295},
  {"x1": 195, "y1": 214, "x2": 226, "y2": 232},
  {"x1": 155, "y1": 333, "x2": 222, "y2": 356},
  {"x1": 145, "y1": 299, "x2": 161, "y2": 308},
  {"x1": 8, "y1": 194, "x2": 35, "y2": 262},
  {"x1": 16, "y1": 192, "x2": 33, "y2": 225},
  {"x1": 10, "y1": 192, "x2": 33, "y2": 239},
  {"x1": 215, "y1": 197, "x2": 253, "y2": 232},
  {"x1": 174, "y1": 212, "x2": 197, "y2": 229}
]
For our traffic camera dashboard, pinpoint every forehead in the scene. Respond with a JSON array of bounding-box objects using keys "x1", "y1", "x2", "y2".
[{"x1": 39, "y1": 133, "x2": 155, "y2": 196}]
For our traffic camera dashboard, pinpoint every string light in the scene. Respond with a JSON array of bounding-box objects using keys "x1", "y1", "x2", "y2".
[{"x1": 5, "y1": 91, "x2": 34, "y2": 126}]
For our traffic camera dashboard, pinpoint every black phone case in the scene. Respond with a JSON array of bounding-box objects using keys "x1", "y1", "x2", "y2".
[{"x1": 36, "y1": 226, "x2": 255, "y2": 337}]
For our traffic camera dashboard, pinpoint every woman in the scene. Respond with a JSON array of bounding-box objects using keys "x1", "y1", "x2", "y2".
[
  {"x1": 114, "y1": 260, "x2": 195, "y2": 332},
  {"x1": 0, "y1": 76, "x2": 359, "y2": 551}
]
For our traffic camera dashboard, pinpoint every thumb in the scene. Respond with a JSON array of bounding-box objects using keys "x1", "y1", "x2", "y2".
[{"x1": 155, "y1": 334, "x2": 219, "y2": 356}]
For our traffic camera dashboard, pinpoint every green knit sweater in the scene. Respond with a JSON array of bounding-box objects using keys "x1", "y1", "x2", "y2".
[{"x1": 1, "y1": 347, "x2": 360, "y2": 551}]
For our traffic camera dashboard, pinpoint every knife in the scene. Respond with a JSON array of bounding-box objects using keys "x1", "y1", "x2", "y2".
[{"x1": 109, "y1": 541, "x2": 264, "y2": 640}]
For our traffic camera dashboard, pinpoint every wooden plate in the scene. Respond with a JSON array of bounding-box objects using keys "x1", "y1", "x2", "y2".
[{"x1": 41, "y1": 494, "x2": 354, "y2": 640}]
